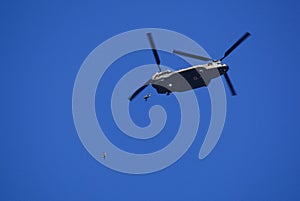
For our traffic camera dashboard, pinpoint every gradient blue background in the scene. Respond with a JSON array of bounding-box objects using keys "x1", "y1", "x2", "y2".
[{"x1": 1, "y1": 0, "x2": 300, "y2": 200}]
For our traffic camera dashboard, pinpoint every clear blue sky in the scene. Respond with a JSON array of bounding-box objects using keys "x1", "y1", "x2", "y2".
[{"x1": 1, "y1": 0, "x2": 300, "y2": 200}]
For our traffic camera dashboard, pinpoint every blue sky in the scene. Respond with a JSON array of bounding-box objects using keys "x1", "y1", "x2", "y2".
[{"x1": 1, "y1": 0, "x2": 300, "y2": 200}]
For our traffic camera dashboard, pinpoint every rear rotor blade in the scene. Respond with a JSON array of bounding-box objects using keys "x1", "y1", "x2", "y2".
[
  {"x1": 223, "y1": 72, "x2": 237, "y2": 96},
  {"x1": 129, "y1": 80, "x2": 151, "y2": 101},
  {"x1": 147, "y1": 33, "x2": 162, "y2": 72},
  {"x1": 173, "y1": 50, "x2": 211, "y2": 61},
  {"x1": 220, "y1": 32, "x2": 251, "y2": 61}
]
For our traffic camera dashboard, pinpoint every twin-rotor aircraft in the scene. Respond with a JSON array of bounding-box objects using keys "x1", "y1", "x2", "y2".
[{"x1": 129, "y1": 32, "x2": 251, "y2": 101}]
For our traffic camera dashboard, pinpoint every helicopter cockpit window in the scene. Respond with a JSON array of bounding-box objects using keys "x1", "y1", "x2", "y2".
[{"x1": 153, "y1": 70, "x2": 171, "y2": 79}]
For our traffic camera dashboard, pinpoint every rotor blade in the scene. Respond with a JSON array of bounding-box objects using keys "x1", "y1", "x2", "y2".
[
  {"x1": 173, "y1": 50, "x2": 211, "y2": 61},
  {"x1": 147, "y1": 33, "x2": 161, "y2": 71},
  {"x1": 220, "y1": 32, "x2": 251, "y2": 61},
  {"x1": 129, "y1": 80, "x2": 151, "y2": 101},
  {"x1": 223, "y1": 72, "x2": 237, "y2": 96}
]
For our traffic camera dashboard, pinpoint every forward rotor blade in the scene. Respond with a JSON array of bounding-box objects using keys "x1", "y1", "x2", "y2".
[
  {"x1": 129, "y1": 80, "x2": 151, "y2": 101},
  {"x1": 220, "y1": 32, "x2": 251, "y2": 61},
  {"x1": 147, "y1": 33, "x2": 161, "y2": 71},
  {"x1": 173, "y1": 50, "x2": 211, "y2": 61},
  {"x1": 223, "y1": 72, "x2": 237, "y2": 96}
]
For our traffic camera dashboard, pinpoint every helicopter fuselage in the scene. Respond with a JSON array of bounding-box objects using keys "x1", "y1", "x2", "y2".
[{"x1": 151, "y1": 61, "x2": 228, "y2": 94}]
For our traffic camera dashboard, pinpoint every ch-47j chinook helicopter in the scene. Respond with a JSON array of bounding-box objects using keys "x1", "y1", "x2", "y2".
[{"x1": 129, "y1": 32, "x2": 251, "y2": 101}]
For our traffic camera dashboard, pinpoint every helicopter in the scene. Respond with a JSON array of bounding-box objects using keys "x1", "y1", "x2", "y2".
[{"x1": 129, "y1": 32, "x2": 251, "y2": 101}]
